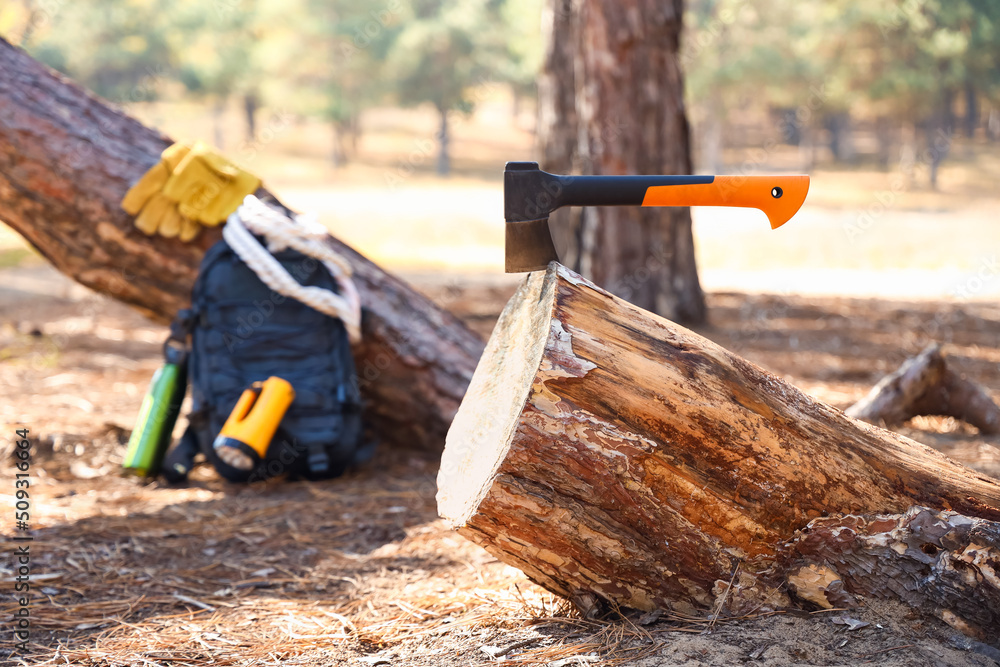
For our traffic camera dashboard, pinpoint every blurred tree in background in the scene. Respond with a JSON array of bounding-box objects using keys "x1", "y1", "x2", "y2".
[
  {"x1": 289, "y1": 0, "x2": 402, "y2": 166},
  {"x1": 683, "y1": 0, "x2": 818, "y2": 171},
  {"x1": 169, "y1": 0, "x2": 277, "y2": 147},
  {"x1": 684, "y1": 0, "x2": 1000, "y2": 185},
  {"x1": 9, "y1": 0, "x2": 175, "y2": 102},
  {"x1": 496, "y1": 0, "x2": 545, "y2": 117},
  {"x1": 385, "y1": 0, "x2": 500, "y2": 175},
  {"x1": 0, "y1": 0, "x2": 541, "y2": 173}
]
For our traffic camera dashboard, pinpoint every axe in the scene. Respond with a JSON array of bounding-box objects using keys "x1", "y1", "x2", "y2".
[{"x1": 504, "y1": 161, "x2": 809, "y2": 273}]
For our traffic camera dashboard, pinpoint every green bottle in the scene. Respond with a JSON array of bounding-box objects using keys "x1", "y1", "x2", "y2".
[{"x1": 123, "y1": 340, "x2": 187, "y2": 477}]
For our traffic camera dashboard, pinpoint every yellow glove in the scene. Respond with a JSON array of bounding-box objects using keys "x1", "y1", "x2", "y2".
[
  {"x1": 122, "y1": 142, "x2": 260, "y2": 241},
  {"x1": 121, "y1": 144, "x2": 192, "y2": 215},
  {"x1": 132, "y1": 193, "x2": 202, "y2": 241},
  {"x1": 123, "y1": 144, "x2": 202, "y2": 241},
  {"x1": 133, "y1": 193, "x2": 173, "y2": 236},
  {"x1": 162, "y1": 142, "x2": 261, "y2": 226}
]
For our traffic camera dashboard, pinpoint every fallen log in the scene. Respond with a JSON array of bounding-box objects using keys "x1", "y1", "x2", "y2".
[
  {"x1": 0, "y1": 37, "x2": 483, "y2": 453},
  {"x1": 847, "y1": 343, "x2": 1000, "y2": 435},
  {"x1": 780, "y1": 506, "x2": 1000, "y2": 643},
  {"x1": 437, "y1": 262, "x2": 1000, "y2": 640}
]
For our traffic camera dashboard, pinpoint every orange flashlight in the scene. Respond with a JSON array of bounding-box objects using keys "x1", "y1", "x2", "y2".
[{"x1": 212, "y1": 376, "x2": 295, "y2": 470}]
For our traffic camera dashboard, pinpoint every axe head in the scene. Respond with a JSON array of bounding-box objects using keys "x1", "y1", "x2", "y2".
[
  {"x1": 505, "y1": 217, "x2": 558, "y2": 273},
  {"x1": 504, "y1": 161, "x2": 560, "y2": 273}
]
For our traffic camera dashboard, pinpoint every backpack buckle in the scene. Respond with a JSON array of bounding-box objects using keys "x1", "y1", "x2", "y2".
[{"x1": 307, "y1": 442, "x2": 329, "y2": 475}]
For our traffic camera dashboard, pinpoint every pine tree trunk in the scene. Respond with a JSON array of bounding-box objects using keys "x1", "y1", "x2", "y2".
[
  {"x1": 330, "y1": 119, "x2": 344, "y2": 169},
  {"x1": 212, "y1": 97, "x2": 227, "y2": 150},
  {"x1": 0, "y1": 37, "x2": 483, "y2": 453},
  {"x1": 438, "y1": 263, "x2": 1000, "y2": 639},
  {"x1": 537, "y1": 0, "x2": 705, "y2": 324},
  {"x1": 436, "y1": 107, "x2": 450, "y2": 177},
  {"x1": 243, "y1": 91, "x2": 258, "y2": 143},
  {"x1": 537, "y1": 0, "x2": 577, "y2": 174},
  {"x1": 537, "y1": 0, "x2": 581, "y2": 269}
]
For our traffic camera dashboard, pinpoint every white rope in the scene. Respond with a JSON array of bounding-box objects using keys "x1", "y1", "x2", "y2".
[{"x1": 223, "y1": 195, "x2": 362, "y2": 343}]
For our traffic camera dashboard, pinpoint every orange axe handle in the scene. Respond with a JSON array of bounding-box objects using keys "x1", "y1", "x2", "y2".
[{"x1": 641, "y1": 175, "x2": 810, "y2": 229}]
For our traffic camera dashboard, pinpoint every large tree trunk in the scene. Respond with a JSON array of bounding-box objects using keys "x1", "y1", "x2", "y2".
[
  {"x1": 438, "y1": 263, "x2": 1000, "y2": 640},
  {"x1": 537, "y1": 0, "x2": 705, "y2": 324},
  {"x1": 0, "y1": 37, "x2": 483, "y2": 453},
  {"x1": 536, "y1": 0, "x2": 582, "y2": 271},
  {"x1": 537, "y1": 0, "x2": 577, "y2": 175}
]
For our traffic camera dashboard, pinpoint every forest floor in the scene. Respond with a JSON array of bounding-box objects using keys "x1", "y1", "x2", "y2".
[{"x1": 1, "y1": 264, "x2": 999, "y2": 667}]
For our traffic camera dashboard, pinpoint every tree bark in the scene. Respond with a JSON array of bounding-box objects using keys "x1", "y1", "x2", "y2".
[
  {"x1": 537, "y1": 0, "x2": 576, "y2": 175},
  {"x1": 779, "y1": 506, "x2": 1000, "y2": 643},
  {"x1": 537, "y1": 0, "x2": 705, "y2": 324},
  {"x1": 0, "y1": 37, "x2": 483, "y2": 453},
  {"x1": 847, "y1": 344, "x2": 1000, "y2": 435},
  {"x1": 437, "y1": 263, "x2": 1000, "y2": 638}
]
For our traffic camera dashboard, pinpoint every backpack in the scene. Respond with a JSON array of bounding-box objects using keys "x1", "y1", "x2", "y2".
[{"x1": 166, "y1": 237, "x2": 371, "y2": 483}]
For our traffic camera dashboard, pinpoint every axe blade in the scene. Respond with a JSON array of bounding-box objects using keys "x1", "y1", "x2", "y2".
[{"x1": 505, "y1": 217, "x2": 558, "y2": 273}]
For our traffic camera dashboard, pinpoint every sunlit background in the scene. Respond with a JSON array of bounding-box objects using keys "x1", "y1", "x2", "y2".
[{"x1": 1, "y1": 0, "x2": 998, "y2": 298}]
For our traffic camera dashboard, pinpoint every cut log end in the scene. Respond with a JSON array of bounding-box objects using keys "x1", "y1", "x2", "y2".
[{"x1": 437, "y1": 267, "x2": 557, "y2": 524}]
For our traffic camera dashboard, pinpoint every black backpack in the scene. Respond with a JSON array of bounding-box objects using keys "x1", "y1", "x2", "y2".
[{"x1": 165, "y1": 238, "x2": 371, "y2": 483}]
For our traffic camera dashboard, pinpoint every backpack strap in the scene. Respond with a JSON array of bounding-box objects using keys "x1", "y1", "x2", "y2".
[
  {"x1": 163, "y1": 307, "x2": 193, "y2": 366},
  {"x1": 337, "y1": 383, "x2": 361, "y2": 413},
  {"x1": 162, "y1": 422, "x2": 201, "y2": 484},
  {"x1": 302, "y1": 382, "x2": 361, "y2": 476}
]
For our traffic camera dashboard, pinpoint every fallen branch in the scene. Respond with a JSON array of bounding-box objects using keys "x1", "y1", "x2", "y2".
[{"x1": 847, "y1": 343, "x2": 1000, "y2": 435}]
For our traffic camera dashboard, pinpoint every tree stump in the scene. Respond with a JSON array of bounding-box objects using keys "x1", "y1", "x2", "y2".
[
  {"x1": 437, "y1": 262, "x2": 1000, "y2": 640},
  {"x1": 0, "y1": 37, "x2": 484, "y2": 453},
  {"x1": 847, "y1": 343, "x2": 1000, "y2": 435}
]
